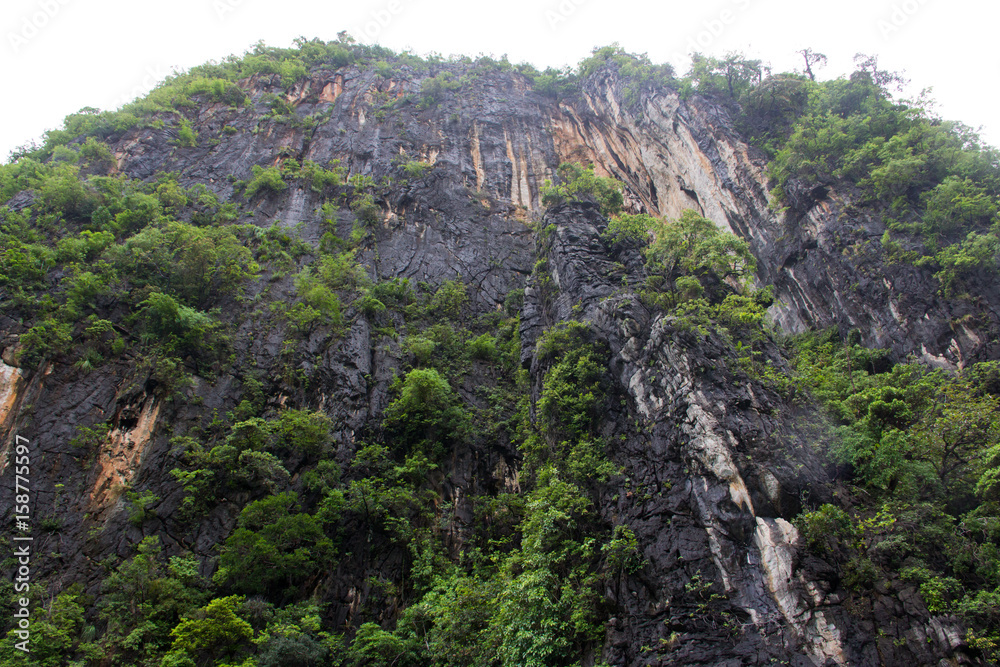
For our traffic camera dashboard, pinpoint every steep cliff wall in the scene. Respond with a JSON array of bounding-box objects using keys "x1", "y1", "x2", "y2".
[{"x1": 0, "y1": 53, "x2": 993, "y2": 665}]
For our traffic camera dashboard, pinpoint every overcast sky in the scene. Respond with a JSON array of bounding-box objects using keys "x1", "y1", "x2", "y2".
[{"x1": 2, "y1": 0, "x2": 997, "y2": 161}]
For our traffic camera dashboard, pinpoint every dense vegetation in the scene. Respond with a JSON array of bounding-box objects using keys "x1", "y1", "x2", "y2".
[
  {"x1": 790, "y1": 335, "x2": 1000, "y2": 660},
  {"x1": 1, "y1": 34, "x2": 999, "y2": 666}
]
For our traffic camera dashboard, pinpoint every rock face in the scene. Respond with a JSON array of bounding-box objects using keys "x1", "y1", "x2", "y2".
[
  {"x1": 521, "y1": 202, "x2": 966, "y2": 665},
  {"x1": 0, "y1": 59, "x2": 991, "y2": 665}
]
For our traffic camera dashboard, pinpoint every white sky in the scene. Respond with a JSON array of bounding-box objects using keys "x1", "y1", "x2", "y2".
[{"x1": 2, "y1": 0, "x2": 997, "y2": 161}]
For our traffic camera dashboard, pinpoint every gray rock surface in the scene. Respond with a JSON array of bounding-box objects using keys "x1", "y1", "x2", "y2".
[{"x1": 0, "y1": 59, "x2": 992, "y2": 665}]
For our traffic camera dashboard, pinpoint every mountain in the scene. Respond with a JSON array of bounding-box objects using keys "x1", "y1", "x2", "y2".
[{"x1": 1, "y1": 40, "x2": 999, "y2": 666}]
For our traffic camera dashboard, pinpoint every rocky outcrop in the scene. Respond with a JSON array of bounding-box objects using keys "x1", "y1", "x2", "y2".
[
  {"x1": 107, "y1": 62, "x2": 1000, "y2": 367},
  {"x1": 521, "y1": 201, "x2": 970, "y2": 665},
  {"x1": 550, "y1": 73, "x2": 1000, "y2": 368},
  {"x1": 0, "y1": 58, "x2": 993, "y2": 665}
]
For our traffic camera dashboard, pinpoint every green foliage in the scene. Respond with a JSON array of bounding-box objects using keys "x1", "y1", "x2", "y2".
[
  {"x1": 126, "y1": 489, "x2": 160, "y2": 526},
  {"x1": 343, "y1": 443, "x2": 439, "y2": 547},
  {"x1": 355, "y1": 293, "x2": 386, "y2": 317},
  {"x1": 382, "y1": 369, "x2": 468, "y2": 456},
  {"x1": 930, "y1": 230, "x2": 1000, "y2": 296},
  {"x1": 0, "y1": 585, "x2": 96, "y2": 666},
  {"x1": 920, "y1": 176, "x2": 999, "y2": 237},
  {"x1": 108, "y1": 220, "x2": 259, "y2": 306},
  {"x1": 36, "y1": 163, "x2": 100, "y2": 218},
  {"x1": 789, "y1": 333, "x2": 1000, "y2": 644},
  {"x1": 70, "y1": 422, "x2": 110, "y2": 450},
  {"x1": 254, "y1": 602, "x2": 337, "y2": 667},
  {"x1": 601, "y1": 213, "x2": 652, "y2": 247},
  {"x1": 342, "y1": 461, "x2": 613, "y2": 667},
  {"x1": 19, "y1": 318, "x2": 73, "y2": 365},
  {"x1": 401, "y1": 160, "x2": 432, "y2": 180},
  {"x1": 244, "y1": 164, "x2": 287, "y2": 198},
  {"x1": 792, "y1": 334, "x2": 1000, "y2": 504},
  {"x1": 173, "y1": 119, "x2": 198, "y2": 148},
  {"x1": 285, "y1": 248, "x2": 366, "y2": 331},
  {"x1": 55, "y1": 229, "x2": 114, "y2": 263},
  {"x1": 644, "y1": 210, "x2": 756, "y2": 288},
  {"x1": 429, "y1": 280, "x2": 467, "y2": 319},
  {"x1": 686, "y1": 52, "x2": 767, "y2": 100},
  {"x1": 350, "y1": 192, "x2": 381, "y2": 227},
  {"x1": 419, "y1": 72, "x2": 459, "y2": 108},
  {"x1": 762, "y1": 57, "x2": 1000, "y2": 283},
  {"x1": 215, "y1": 493, "x2": 334, "y2": 597},
  {"x1": 79, "y1": 137, "x2": 116, "y2": 171},
  {"x1": 0, "y1": 211, "x2": 53, "y2": 282},
  {"x1": 577, "y1": 44, "x2": 675, "y2": 108},
  {"x1": 492, "y1": 469, "x2": 604, "y2": 667},
  {"x1": 737, "y1": 74, "x2": 812, "y2": 155},
  {"x1": 406, "y1": 336, "x2": 436, "y2": 366},
  {"x1": 467, "y1": 333, "x2": 497, "y2": 361},
  {"x1": 796, "y1": 504, "x2": 857, "y2": 554},
  {"x1": 290, "y1": 277, "x2": 342, "y2": 331},
  {"x1": 163, "y1": 595, "x2": 254, "y2": 665},
  {"x1": 298, "y1": 159, "x2": 346, "y2": 193},
  {"x1": 602, "y1": 524, "x2": 644, "y2": 576},
  {"x1": 273, "y1": 408, "x2": 333, "y2": 457},
  {"x1": 370, "y1": 278, "x2": 413, "y2": 308},
  {"x1": 541, "y1": 163, "x2": 623, "y2": 217},
  {"x1": 137, "y1": 291, "x2": 220, "y2": 359},
  {"x1": 527, "y1": 322, "x2": 616, "y2": 486},
  {"x1": 98, "y1": 536, "x2": 208, "y2": 663}
]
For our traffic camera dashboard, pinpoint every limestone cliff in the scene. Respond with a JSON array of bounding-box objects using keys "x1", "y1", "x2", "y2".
[{"x1": 0, "y1": 48, "x2": 994, "y2": 666}]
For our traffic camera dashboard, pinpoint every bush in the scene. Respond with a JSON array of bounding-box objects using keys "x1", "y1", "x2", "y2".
[
  {"x1": 382, "y1": 369, "x2": 467, "y2": 454},
  {"x1": 126, "y1": 489, "x2": 160, "y2": 526},
  {"x1": 137, "y1": 291, "x2": 218, "y2": 358},
  {"x1": 164, "y1": 596, "x2": 254, "y2": 664},
  {"x1": 19, "y1": 318, "x2": 73, "y2": 365},
  {"x1": 921, "y1": 177, "x2": 998, "y2": 236},
  {"x1": 541, "y1": 162, "x2": 623, "y2": 216},
  {"x1": 245, "y1": 164, "x2": 287, "y2": 198},
  {"x1": 55, "y1": 229, "x2": 114, "y2": 263},
  {"x1": 602, "y1": 213, "x2": 653, "y2": 246},
  {"x1": 293, "y1": 281, "x2": 342, "y2": 329},
  {"x1": 350, "y1": 192, "x2": 381, "y2": 226},
  {"x1": 109, "y1": 220, "x2": 259, "y2": 305},
  {"x1": 173, "y1": 119, "x2": 198, "y2": 147},
  {"x1": 796, "y1": 504, "x2": 856, "y2": 554},
  {"x1": 492, "y1": 472, "x2": 603, "y2": 667},
  {"x1": 406, "y1": 336, "x2": 436, "y2": 366},
  {"x1": 932, "y1": 231, "x2": 1000, "y2": 295},
  {"x1": 355, "y1": 294, "x2": 386, "y2": 317},
  {"x1": 468, "y1": 333, "x2": 496, "y2": 361},
  {"x1": 215, "y1": 493, "x2": 334, "y2": 597},
  {"x1": 402, "y1": 160, "x2": 432, "y2": 179},
  {"x1": 37, "y1": 164, "x2": 99, "y2": 218},
  {"x1": 79, "y1": 137, "x2": 116, "y2": 171},
  {"x1": 644, "y1": 210, "x2": 756, "y2": 301},
  {"x1": 419, "y1": 72, "x2": 459, "y2": 108},
  {"x1": 429, "y1": 280, "x2": 467, "y2": 319},
  {"x1": 274, "y1": 409, "x2": 332, "y2": 457}
]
